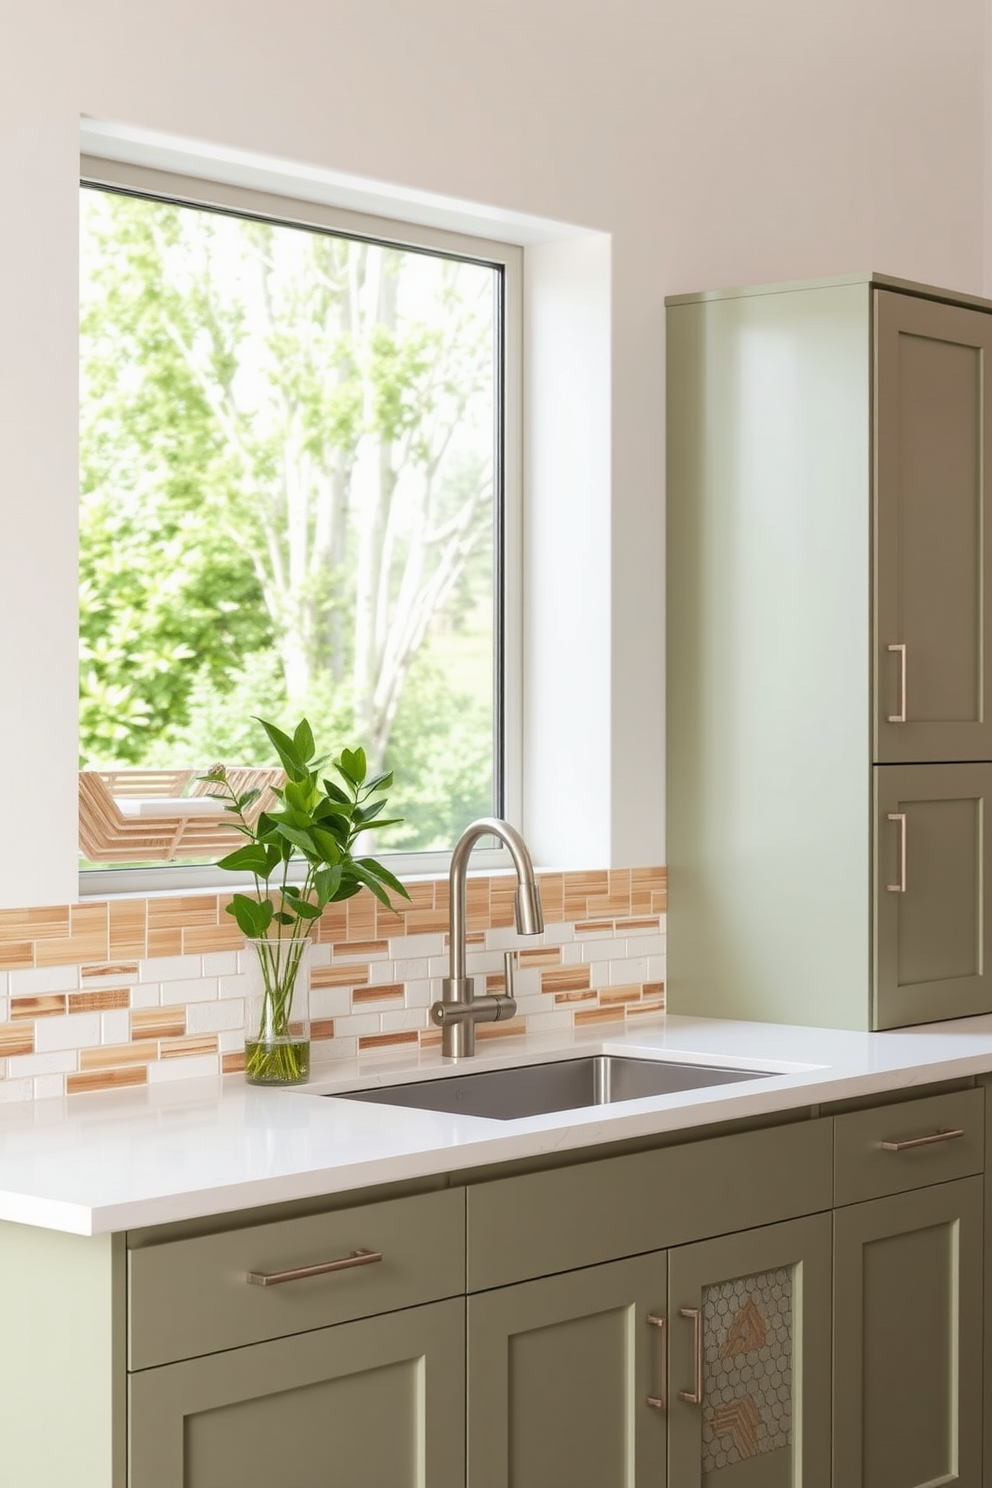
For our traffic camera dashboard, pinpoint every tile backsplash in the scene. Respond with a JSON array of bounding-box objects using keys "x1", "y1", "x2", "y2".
[{"x1": 0, "y1": 867, "x2": 666, "y2": 1101}]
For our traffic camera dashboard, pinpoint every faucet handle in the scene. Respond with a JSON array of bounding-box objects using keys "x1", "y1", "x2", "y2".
[{"x1": 503, "y1": 951, "x2": 516, "y2": 1002}]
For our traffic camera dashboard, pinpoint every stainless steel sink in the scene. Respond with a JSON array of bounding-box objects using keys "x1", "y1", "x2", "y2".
[{"x1": 335, "y1": 1054, "x2": 769, "y2": 1122}]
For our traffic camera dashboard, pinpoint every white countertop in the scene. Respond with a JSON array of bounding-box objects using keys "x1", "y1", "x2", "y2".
[{"x1": 4, "y1": 1012, "x2": 992, "y2": 1235}]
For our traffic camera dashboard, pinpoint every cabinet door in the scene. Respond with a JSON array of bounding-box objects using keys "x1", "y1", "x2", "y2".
[
  {"x1": 128, "y1": 1296, "x2": 464, "y2": 1488},
  {"x1": 873, "y1": 763, "x2": 992, "y2": 1028},
  {"x1": 467, "y1": 1250, "x2": 668, "y2": 1488},
  {"x1": 667, "y1": 1212, "x2": 831, "y2": 1488},
  {"x1": 875, "y1": 290, "x2": 992, "y2": 764},
  {"x1": 833, "y1": 1176, "x2": 983, "y2": 1488}
]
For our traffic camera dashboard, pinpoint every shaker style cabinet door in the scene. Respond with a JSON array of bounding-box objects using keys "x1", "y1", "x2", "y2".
[
  {"x1": 873, "y1": 763, "x2": 992, "y2": 1028},
  {"x1": 666, "y1": 1213, "x2": 832, "y2": 1488},
  {"x1": 467, "y1": 1251, "x2": 668, "y2": 1488},
  {"x1": 833, "y1": 1177, "x2": 983, "y2": 1488},
  {"x1": 874, "y1": 290, "x2": 992, "y2": 764},
  {"x1": 128, "y1": 1297, "x2": 465, "y2": 1488}
]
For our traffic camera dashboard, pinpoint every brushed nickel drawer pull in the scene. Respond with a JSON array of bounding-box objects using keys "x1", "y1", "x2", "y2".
[
  {"x1": 887, "y1": 642, "x2": 907, "y2": 723},
  {"x1": 645, "y1": 1313, "x2": 667, "y2": 1411},
  {"x1": 677, "y1": 1306, "x2": 703, "y2": 1405},
  {"x1": 880, "y1": 1127, "x2": 965, "y2": 1152},
  {"x1": 246, "y1": 1247, "x2": 382, "y2": 1287},
  {"x1": 886, "y1": 812, "x2": 907, "y2": 893}
]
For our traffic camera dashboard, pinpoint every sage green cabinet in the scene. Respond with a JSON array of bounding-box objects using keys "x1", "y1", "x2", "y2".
[
  {"x1": 873, "y1": 763, "x2": 992, "y2": 1028},
  {"x1": 129, "y1": 1296, "x2": 465, "y2": 1488},
  {"x1": 667, "y1": 272, "x2": 992, "y2": 1031},
  {"x1": 833, "y1": 1178, "x2": 984, "y2": 1488},
  {"x1": 874, "y1": 291, "x2": 992, "y2": 765},
  {"x1": 668, "y1": 1213, "x2": 832, "y2": 1488},
  {"x1": 467, "y1": 1251, "x2": 668, "y2": 1488}
]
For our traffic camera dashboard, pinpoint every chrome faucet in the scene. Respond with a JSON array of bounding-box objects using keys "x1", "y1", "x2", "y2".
[{"x1": 430, "y1": 817, "x2": 544, "y2": 1058}]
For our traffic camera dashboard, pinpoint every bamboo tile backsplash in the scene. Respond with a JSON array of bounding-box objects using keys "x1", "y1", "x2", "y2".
[{"x1": 0, "y1": 867, "x2": 666, "y2": 1100}]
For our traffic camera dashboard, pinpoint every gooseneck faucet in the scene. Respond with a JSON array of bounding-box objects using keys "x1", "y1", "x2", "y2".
[{"x1": 431, "y1": 818, "x2": 544, "y2": 1058}]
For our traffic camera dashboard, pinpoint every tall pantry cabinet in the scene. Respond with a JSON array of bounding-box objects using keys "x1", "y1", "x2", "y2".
[{"x1": 666, "y1": 273, "x2": 992, "y2": 1030}]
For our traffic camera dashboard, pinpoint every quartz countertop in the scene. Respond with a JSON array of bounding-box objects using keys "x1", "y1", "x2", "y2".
[{"x1": 4, "y1": 1012, "x2": 992, "y2": 1235}]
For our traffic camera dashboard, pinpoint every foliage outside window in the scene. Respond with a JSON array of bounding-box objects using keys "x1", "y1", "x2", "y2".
[{"x1": 79, "y1": 178, "x2": 509, "y2": 870}]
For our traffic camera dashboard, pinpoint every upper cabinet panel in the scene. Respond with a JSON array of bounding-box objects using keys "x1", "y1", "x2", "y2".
[{"x1": 874, "y1": 291, "x2": 992, "y2": 763}]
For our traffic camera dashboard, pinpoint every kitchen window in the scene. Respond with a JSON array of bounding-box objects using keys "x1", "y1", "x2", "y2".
[{"x1": 79, "y1": 161, "x2": 522, "y2": 890}]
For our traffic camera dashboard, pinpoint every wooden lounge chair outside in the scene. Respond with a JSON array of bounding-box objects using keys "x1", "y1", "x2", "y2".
[{"x1": 79, "y1": 767, "x2": 284, "y2": 865}]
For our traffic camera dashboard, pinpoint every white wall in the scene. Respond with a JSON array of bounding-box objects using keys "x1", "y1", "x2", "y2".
[{"x1": 0, "y1": 0, "x2": 986, "y2": 906}]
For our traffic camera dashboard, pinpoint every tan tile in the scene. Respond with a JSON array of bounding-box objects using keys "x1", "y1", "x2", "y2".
[
  {"x1": 148, "y1": 896, "x2": 219, "y2": 927},
  {"x1": 0, "y1": 942, "x2": 33, "y2": 970},
  {"x1": 315, "y1": 903, "x2": 348, "y2": 942},
  {"x1": 222, "y1": 1050, "x2": 247, "y2": 1074},
  {"x1": 11, "y1": 995, "x2": 66, "y2": 1020},
  {"x1": 651, "y1": 889, "x2": 668, "y2": 913},
  {"x1": 70, "y1": 903, "x2": 110, "y2": 938},
  {"x1": 403, "y1": 910, "x2": 450, "y2": 934},
  {"x1": 132, "y1": 1006, "x2": 186, "y2": 1041},
  {"x1": 183, "y1": 922, "x2": 243, "y2": 954},
  {"x1": 484, "y1": 972, "x2": 509, "y2": 993},
  {"x1": 358, "y1": 1031, "x2": 418, "y2": 1051},
  {"x1": 614, "y1": 917, "x2": 661, "y2": 933},
  {"x1": 0, "y1": 905, "x2": 69, "y2": 940},
  {"x1": 0, "y1": 1024, "x2": 33, "y2": 1056},
  {"x1": 35, "y1": 931, "x2": 109, "y2": 968},
  {"x1": 419, "y1": 1028, "x2": 443, "y2": 1048},
  {"x1": 81, "y1": 961, "x2": 139, "y2": 980},
  {"x1": 108, "y1": 900, "x2": 147, "y2": 959},
  {"x1": 67, "y1": 1066, "x2": 147, "y2": 1095},
  {"x1": 553, "y1": 989, "x2": 597, "y2": 1004},
  {"x1": 336, "y1": 939, "x2": 388, "y2": 959},
  {"x1": 598, "y1": 985, "x2": 642, "y2": 1005},
  {"x1": 476, "y1": 1017, "x2": 525, "y2": 1041},
  {"x1": 80, "y1": 1042, "x2": 150, "y2": 1070},
  {"x1": 540, "y1": 967, "x2": 591, "y2": 994},
  {"x1": 518, "y1": 946, "x2": 561, "y2": 968},
  {"x1": 607, "y1": 868, "x2": 632, "y2": 907},
  {"x1": 399, "y1": 881, "x2": 435, "y2": 912},
  {"x1": 585, "y1": 894, "x2": 635, "y2": 919},
  {"x1": 629, "y1": 998, "x2": 666, "y2": 1016},
  {"x1": 573, "y1": 1006, "x2": 626, "y2": 1027},
  {"x1": 311, "y1": 1019, "x2": 335, "y2": 1040},
  {"x1": 159, "y1": 1035, "x2": 219, "y2": 1060},
  {"x1": 146, "y1": 927, "x2": 184, "y2": 958},
  {"x1": 353, "y1": 983, "x2": 404, "y2": 1004},
  {"x1": 562, "y1": 893, "x2": 591, "y2": 921},
  {"x1": 69, "y1": 988, "x2": 130, "y2": 1013},
  {"x1": 574, "y1": 920, "x2": 614, "y2": 937},
  {"x1": 565, "y1": 870, "x2": 610, "y2": 891},
  {"x1": 642, "y1": 982, "x2": 665, "y2": 1000},
  {"x1": 346, "y1": 895, "x2": 377, "y2": 940},
  {"x1": 312, "y1": 963, "x2": 369, "y2": 989}
]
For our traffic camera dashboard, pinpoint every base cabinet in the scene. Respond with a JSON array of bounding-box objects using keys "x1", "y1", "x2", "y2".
[
  {"x1": 833, "y1": 1176, "x2": 984, "y2": 1487},
  {"x1": 468, "y1": 1252, "x2": 668, "y2": 1488},
  {"x1": 129, "y1": 1297, "x2": 465, "y2": 1488},
  {"x1": 466, "y1": 1214, "x2": 832, "y2": 1488}
]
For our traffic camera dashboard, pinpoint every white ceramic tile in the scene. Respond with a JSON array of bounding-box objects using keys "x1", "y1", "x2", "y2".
[
  {"x1": 365, "y1": 962, "x2": 398, "y2": 985},
  {"x1": 386, "y1": 932, "x2": 445, "y2": 958},
  {"x1": 579, "y1": 938, "x2": 624, "y2": 964},
  {"x1": 147, "y1": 1053, "x2": 221, "y2": 1084},
  {"x1": 332, "y1": 1014, "x2": 381, "y2": 1039},
  {"x1": 608, "y1": 957, "x2": 649, "y2": 986},
  {"x1": 101, "y1": 1010, "x2": 131, "y2": 1045},
  {"x1": 35, "y1": 1013, "x2": 102, "y2": 1053},
  {"x1": 130, "y1": 984, "x2": 161, "y2": 1009},
  {"x1": 202, "y1": 952, "x2": 239, "y2": 977},
  {"x1": 0, "y1": 1078, "x2": 33, "y2": 1103},
  {"x1": 9, "y1": 965, "x2": 79, "y2": 996},
  {"x1": 159, "y1": 977, "x2": 217, "y2": 1004},
  {"x1": 7, "y1": 1051, "x2": 77, "y2": 1078},
  {"x1": 32, "y1": 1075, "x2": 66, "y2": 1100},
  {"x1": 187, "y1": 1000, "x2": 244, "y2": 1035},
  {"x1": 310, "y1": 987, "x2": 352, "y2": 1019},
  {"x1": 379, "y1": 1009, "x2": 430, "y2": 1033},
  {"x1": 625, "y1": 934, "x2": 666, "y2": 957},
  {"x1": 392, "y1": 957, "x2": 430, "y2": 980},
  {"x1": 219, "y1": 972, "x2": 250, "y2": 1000},
  {"x1": 140, "y1": 956, "x2": 199, "y2": 983}
]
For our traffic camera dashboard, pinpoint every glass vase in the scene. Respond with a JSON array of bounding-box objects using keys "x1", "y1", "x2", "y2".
[{"x1": 243, "y1": 936, "x2": 311, "y2": 1086}]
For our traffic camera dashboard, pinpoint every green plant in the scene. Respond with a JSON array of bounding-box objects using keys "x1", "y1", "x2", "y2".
[{"x1": 202, "y1": 716, "x2": 410, "y2": 1082}]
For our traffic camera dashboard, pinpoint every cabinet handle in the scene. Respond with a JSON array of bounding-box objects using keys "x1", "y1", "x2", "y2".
[
  {"x1": 880, "y1": 1127, "x2": 965, "y2": 1152},
  {"x1": 677, "y1": 1306, "x2": 703, "y2": 1405},
  {"x1": 245, "y1": 1247, "x2": 382, "y2": 1287},
  {"x1": 645, "y1": 1313, "x2": 667, "y2": 1410},
  {"x1": 887, "y1": 642, "x2": 907, "y2": 723},
  {"x1": 886, "y1": 812, "x2": 907, "y2": 893}
]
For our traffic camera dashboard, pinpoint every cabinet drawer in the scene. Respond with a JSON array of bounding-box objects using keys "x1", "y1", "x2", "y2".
[
  {"x1": 833, "y1": 1087, "x2": 984, "y2": 1206},
  {"x1": 467, "y1": 1116, "x2": 832, "y2": 1291},
  {"x1": 129, "y1": 1187, "x2": 464, "y2": 1370}
]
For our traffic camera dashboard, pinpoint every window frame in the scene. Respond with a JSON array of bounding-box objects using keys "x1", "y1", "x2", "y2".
[{"x1": 78, "y1": 157, "x2": 523, "y2": 896}]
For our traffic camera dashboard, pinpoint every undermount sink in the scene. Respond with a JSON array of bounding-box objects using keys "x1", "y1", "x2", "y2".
[{"x1": 335, "y1": 1054, "x2": 771, "y2": 1122}]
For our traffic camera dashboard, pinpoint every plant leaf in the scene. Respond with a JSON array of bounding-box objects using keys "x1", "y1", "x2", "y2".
[
  {"x1": 225, "y1": 894, "x2": 273, "y2": 938},
  {"x1": 256, "y1": 717, "x2": 308, "y2": 782},
  {"x1": 293, "y1": 717, "x2": 315, "y2": 762},
  {"x1": 357, "y1": 856, "x2": 411, "y2": 900},
  {"x1": 216, "y1": 844, "x2": 271, "y2": 874}
]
